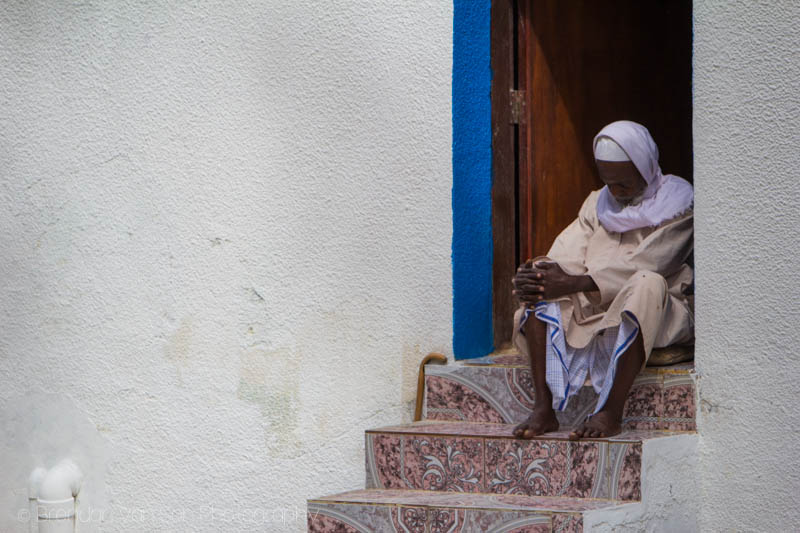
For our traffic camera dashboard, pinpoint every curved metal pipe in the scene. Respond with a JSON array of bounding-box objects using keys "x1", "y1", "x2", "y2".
[{"x1": 413, "y1": 352, "x2": 448, "y2": 421}]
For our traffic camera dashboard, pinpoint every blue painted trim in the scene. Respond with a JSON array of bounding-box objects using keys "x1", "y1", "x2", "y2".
[{"x1": 452, "y1": 0, "x2": 493, "y2": 360}]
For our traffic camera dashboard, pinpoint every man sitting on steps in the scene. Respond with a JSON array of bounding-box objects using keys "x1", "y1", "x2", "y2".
[{"x1": 511, "y1": 120, "x2": 694, "y2": 440}]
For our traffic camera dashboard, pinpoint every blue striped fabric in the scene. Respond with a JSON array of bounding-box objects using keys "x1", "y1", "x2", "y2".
[{"x1": 518, "y1": 303, "x2": 640, "y2": 414}]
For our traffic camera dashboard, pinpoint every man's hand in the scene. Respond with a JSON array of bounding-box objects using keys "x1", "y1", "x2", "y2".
[{"x1": 512, "y1": 261, "x2": 597, "y2": 306}]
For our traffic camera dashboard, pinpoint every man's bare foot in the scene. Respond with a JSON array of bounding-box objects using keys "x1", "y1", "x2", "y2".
[
  {"x1": 512, "y1": 407, "x2": 559, "y2": 439},
  {"x1": 569, "y1": 410, "x2": 622, "y2": 440}
]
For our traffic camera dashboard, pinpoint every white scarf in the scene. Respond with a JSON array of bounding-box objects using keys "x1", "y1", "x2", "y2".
[{"x1": 594, "y1": 121, "x2": 694, "y2": 233}]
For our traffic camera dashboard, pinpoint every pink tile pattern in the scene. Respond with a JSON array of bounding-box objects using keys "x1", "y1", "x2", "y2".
[
  {"x1": 616, "y1": 443, "x2": 643, "y2": 501},
  {"x1": 662, "y1": 376, "x2": 696, "y2": 431},
  {"x1": 403, "y1": 436, "x2": 484, "y2": 492},
  {"x1": 552, "y1": 513, "x2": 583, "y2": 533},
  {"x1": 564, "y1": 442, "x2": 600, "y2": 499},
  {"x1": 365, "y1": 433, "x2": 484, "y2": 492},
  {"x1": 367, "y1": 425, "x2": 642, "y2": 501},
  {"x1": 391, "y1": 506, "x2": 428, "y2": 533},
  {"x1": 507, "y1": 367, "x2": 536, "y2": 410},
  {"x1": 310, "y1": 358, "x2": 694, "y2": 531},
  {"x1": 622, "y1": 379, "x2": 663, "y2": 430},
  {"x1": 366, "y1": 434, "x2": 404, "y2": 489},
  {"x1": 308, "y1": 501, "x2": 563, "y2": 533},
  {"x1": 425, "y1": 375, "x2": 505, "y2": 423},
  {"x1": 428, "y1": 508, "x2": 465, "y2": 532},
  {"x1": 485, "y1": 439, "x2": 567, "y2": 497},
  {"x1": 307, "y1": 502, "x2": 395, "y2": 532},
  {"x1": 307, "y1": 512, "x2": 359, "y2": 533},
  {"x1": 425, "y1": 360, "x2": 696, "y2": 431}
]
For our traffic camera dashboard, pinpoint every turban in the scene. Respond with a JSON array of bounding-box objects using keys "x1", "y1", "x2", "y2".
[{"x1": 593, "y1": 120, "x2": 694, "y2": 232}]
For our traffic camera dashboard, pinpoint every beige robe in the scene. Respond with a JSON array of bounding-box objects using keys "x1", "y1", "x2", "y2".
[{"x1": 511, "y1": 189, "x2": 694, "y2": 364}]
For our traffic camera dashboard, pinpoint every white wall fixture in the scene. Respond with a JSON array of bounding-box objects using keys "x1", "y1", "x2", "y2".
[
  {"x1": 27, "y1": 468, "x2": 47, "y2": 533},
  {"x1": 31, "y1": 460, "x2": 83, "y2": 533}
]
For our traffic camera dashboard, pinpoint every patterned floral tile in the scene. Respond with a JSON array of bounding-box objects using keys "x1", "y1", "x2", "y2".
[
  {"x1": 622, "y1": 379, "x2": 664, "y2": 430},
  {"x1": 484, "y1": 439, "x2": 568, "y2": 497},
  {"x1": 392, "y1": 506, "x2": 429, "y2": 533},
  {"x1": 552, "y1": 513, "x2": 583, "y2": 533},
  {"x1": 366, "y1": 434, "x2": 404, "y2": 489},
  {"x1": 506, "y1": 367, "x2": 536, "y2": 411},
  {"x1": 425, "y1": 375, "x2": 505, "y2": 423},
  {"x1": 616, "y1": 443, "x2": 643, "y2": 501},
  {"x1": 662, "y1": 382, "x2": 696, "y2": 431},
  {"x1": 307, "y1": 502, "x2": 396, "y2": 532},
  {"x1": 564, "y1": 442, "x2": 600, "y2": 498},
  {"x1": 425, "y1": 358, "x2": 695, "y2": 430},
  {"x1": 366, "y1": 425, "x2": 657, "y2": 504},
  {"x1": 307, "y1": 511, "x2": 359, "y2": 533},
  {"x1": 401, "y1": 435, "x2": 485, "y2": 492},
  {"x1": 309, "y1": 502, "x2": 557, "y2": 533}
]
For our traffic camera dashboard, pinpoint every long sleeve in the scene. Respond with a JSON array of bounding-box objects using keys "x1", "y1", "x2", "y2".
[
  {"x1": 587, "y1": 209, "x2": 694, "y2": 306},
  {"x1": 540, "y1": 191, "x2": 600, "y2": 276}
]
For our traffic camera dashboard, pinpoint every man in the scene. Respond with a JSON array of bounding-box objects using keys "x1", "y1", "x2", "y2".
[{"x1": 511, "y1": 120, "x2": 694, "y2": 440}]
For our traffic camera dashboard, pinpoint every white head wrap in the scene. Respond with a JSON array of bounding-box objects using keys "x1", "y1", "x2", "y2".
[
  {"x1": 594, "y1": 136, "x2": 630, "y2": 162},
  {"x1": 593, "y1": 120, "x2": 693, "y2": 233}
]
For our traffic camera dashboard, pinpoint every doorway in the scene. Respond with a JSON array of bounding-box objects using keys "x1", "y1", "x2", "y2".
[{"x1": 491, "y1": 0, "x2": 693, "y2": 348}]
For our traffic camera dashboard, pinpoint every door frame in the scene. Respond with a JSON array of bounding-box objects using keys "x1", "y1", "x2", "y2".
[{"x1": 490, "y1": 0, "x2": 518, "y2": 349}]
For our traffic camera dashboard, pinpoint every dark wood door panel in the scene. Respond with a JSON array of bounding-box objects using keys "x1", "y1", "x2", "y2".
[{"x1": 518, "y1": 0, "x2": 692, "y2": 259}]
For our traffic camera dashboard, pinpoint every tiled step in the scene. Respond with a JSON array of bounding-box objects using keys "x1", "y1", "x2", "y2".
[
  {"x1": 424, "y1": 354, "x2": 695, "y2": 431},
  {"x1": 308, "y1": 488, "x2": 635, "y2": 532},
  {"x1": 364, "y1": 420, "x2": 688, "y2": 502}
]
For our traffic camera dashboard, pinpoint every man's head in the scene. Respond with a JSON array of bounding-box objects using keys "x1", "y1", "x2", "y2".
[
  {"x1": 595, "y1": 160, "x2": 647, "y2": 205},
  {"x1": 591, "y1": 120, "x2": 693, "y2": 233},
  {"x1": 593, "y1": 135, "x2": 647, "y2": 205}
]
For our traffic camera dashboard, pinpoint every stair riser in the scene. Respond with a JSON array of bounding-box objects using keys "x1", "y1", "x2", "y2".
[
  {"x1": 424, "y1": 367, "x2": 695, "y2": 431},
  {"x1": 308, "y1": 502, "x2": 582, "y2": 533},
  {"x1": 365, "y1": 432, "x2": 641, "y2": 501}
]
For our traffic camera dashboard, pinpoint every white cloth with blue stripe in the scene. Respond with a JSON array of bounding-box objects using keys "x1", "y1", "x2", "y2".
[{"x1": 518, "y1": 301, "x2": 640, "y2": 413}]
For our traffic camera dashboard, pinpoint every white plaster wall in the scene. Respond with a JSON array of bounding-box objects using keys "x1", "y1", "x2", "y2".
[
  {"x1": 694, "y1": 1, "x2": 800, "y2": 530},
  {"x1": 585, "y1": 435, "x2": 699, "y2": 532},
  {"x1": 0, "y1": 1, "x2": 453, "y2": 531}
]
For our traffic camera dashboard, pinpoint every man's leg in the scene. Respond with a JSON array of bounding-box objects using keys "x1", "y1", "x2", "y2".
[
  {"x1": 569, "y1": 329, "x2": 645, "y2": 440},
  {"x1": 512, "y1": 311, "x2": 560, "y2": 439}
]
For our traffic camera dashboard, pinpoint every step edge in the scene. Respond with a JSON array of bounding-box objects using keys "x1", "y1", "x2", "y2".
[
  {"x1": 452, "y1": 362, "x2": 694, "y2": 375},
  {"x1": 307, "y1": 488, "x2": 632, "y2": 513},
  {"x1": 364, "y1": 424, "x2": 695, "y2": 444}
]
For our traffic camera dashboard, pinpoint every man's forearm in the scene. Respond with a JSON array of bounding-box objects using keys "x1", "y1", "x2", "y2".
[{"x1": 573, "y1": 275, "x2": 599, "y2": 294}]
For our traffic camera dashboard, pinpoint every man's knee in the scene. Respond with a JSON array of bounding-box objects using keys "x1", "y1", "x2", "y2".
[
  {"x1": 629, "y1": 270, "x2": 668, "y2": 298},
  {"x1": 522, "y1": 309, "x2": 547, "y2": 339}
]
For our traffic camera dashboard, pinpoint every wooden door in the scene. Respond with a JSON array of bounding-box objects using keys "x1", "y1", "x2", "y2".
[{"x1": 491, "y1": 0, "x2": 692, "y2": 348}]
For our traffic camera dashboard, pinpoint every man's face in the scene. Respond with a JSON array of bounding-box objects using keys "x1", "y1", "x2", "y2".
[{"x1": 595, "y1": 160, "x2": 648, "y2": 205}]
